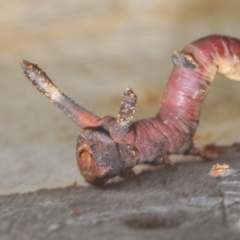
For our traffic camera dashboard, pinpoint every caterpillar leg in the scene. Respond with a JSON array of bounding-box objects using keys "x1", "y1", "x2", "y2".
[{"x1": 184, "y1": 146, "x2": 210, "y2": 160}]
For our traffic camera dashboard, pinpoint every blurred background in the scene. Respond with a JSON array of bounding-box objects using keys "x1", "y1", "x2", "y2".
[{"x1": 1, "y1": 0, "x2": 240, "y2": 194}]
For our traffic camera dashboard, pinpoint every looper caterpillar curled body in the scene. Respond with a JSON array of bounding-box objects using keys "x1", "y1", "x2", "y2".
[{"x1": 21, "y1": 35, "x2": 240, "y2": 186}]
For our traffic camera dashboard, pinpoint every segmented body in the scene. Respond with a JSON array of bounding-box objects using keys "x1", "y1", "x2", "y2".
[
  {"x1": 21, "y1": 35, "x2": 240, "y2": 185},
  {"x1": 124, "y1": 35, "x2": 240, "y2": 166}
]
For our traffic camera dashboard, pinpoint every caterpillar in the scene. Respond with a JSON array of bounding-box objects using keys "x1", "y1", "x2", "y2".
[{"x1": 21, "y1": 35, "x2": 240, "y2": 186}]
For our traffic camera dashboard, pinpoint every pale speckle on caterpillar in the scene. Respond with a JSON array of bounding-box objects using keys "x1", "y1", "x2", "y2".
[{"x1": 21, "y1": 35, "x2": 240, "y2": 186}]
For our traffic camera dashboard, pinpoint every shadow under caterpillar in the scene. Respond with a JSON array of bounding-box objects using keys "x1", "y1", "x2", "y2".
[{"x1": 21, "y1": 35, "x2": 240, "y2": 186}]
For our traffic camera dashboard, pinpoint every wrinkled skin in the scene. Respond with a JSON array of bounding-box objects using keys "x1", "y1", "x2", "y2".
[{"x1": 21, "y1": 35, "x2": 240, "y2": 185}]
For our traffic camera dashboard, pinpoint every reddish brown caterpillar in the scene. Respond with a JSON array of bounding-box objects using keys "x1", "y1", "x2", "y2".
[{"x1": 21, "y1": 35, "x2": 240, "y2": 186}]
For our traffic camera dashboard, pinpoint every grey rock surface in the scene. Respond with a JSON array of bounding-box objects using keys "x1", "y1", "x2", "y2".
[{"x1": 1, "y1": 154, "x2": 240, "y2": 239}]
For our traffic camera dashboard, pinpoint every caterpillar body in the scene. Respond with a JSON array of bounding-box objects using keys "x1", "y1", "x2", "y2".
[{"x1": 21, "y1": 35, "x2": 240, "y2": 185}]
